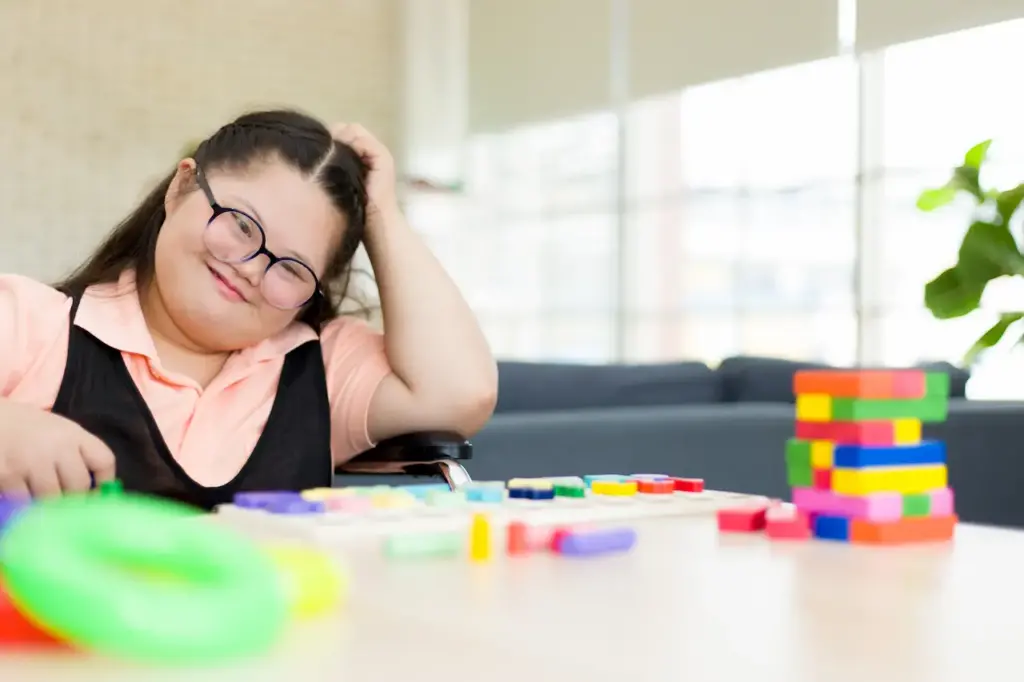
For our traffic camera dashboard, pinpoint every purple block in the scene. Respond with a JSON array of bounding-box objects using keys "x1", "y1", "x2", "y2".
[
  {"x1": 233, "y1": 491, "x2": 302, "y2": 509},
  {"x1": 265, "y1": 498, "x2": 325, "y2": 515},
  {"x1": 0, "y1": 498, "x2": 28, "y2": 532},
  {"x1": 557, "y1": 527, "x2": 637, "y2": 557},
  {"x1": 630, "y1": 474, "x2": 669, "y2": 480}
]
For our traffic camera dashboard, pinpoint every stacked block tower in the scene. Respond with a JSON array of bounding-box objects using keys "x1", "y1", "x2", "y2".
[{"x1": 786, "y1": 369, "x2": 956, "y2": 544}]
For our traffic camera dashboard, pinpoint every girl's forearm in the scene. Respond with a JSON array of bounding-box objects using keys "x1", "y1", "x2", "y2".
[{"x1": 365, "y1": 204, "x2": 498, "y2": 422}]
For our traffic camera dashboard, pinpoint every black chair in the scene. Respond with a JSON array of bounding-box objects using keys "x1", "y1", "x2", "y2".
[{"x1": 334, "y1": 431, "x2": 473, "y2": 490}]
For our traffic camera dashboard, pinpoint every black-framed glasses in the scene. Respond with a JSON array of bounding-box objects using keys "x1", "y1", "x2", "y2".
[{"x1": 195, "y1": 165, "x2": 322, "y2": 309}]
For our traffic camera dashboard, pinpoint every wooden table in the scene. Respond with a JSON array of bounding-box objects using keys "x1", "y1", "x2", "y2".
[{"x1": 1, "y1": 515, "x2": 1021, "y2": 681}]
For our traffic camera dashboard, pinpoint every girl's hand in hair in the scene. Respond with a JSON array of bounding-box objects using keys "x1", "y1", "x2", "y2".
[{"x1": 329, "y1": 123, "x2": 399, "y2": 220}]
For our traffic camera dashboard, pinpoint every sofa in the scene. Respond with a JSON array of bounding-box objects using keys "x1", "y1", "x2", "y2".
[{"x1": 467, "y1": 356, "x2": 1024, "y2": 529}]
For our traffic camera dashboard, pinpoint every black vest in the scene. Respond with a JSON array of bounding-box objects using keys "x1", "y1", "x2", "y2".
[{"x1": 50, "y1": 291, "x2": 333, "y2": 510}]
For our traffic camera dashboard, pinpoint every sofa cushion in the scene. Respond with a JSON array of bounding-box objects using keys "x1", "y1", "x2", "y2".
[
  {"x1": 717, "y1": 356, "x2": 827, "y2": 403},
  {"x1": 718, "y1": 356, "x2": 971, "y2": 403},
  {"x1": 495, "y1": 361, "x2": 722, "y2": 413}
]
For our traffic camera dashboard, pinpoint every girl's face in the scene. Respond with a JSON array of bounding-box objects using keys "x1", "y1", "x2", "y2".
[{"x1": 153, "y1": 159, "x2": 344, "y2": 351}]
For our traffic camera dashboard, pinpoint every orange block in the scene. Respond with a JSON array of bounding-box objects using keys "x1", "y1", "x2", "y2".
[
  {"x1": 850, "y1": 515, "x2": 957, "y2": 545},
  {"x1": 793, "y1": 370, "x2": 925, "y2": 399}
]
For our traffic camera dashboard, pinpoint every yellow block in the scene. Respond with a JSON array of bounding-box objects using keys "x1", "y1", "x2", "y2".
[
  {"x1": 371, "y1": 490, "x2": 418, "y2": 509},
  {"x1": 267, "y1": 546, "x2": 346, "y2": 619},
  {"x1": 508, "y1": 478, "x2": 553, "y2": 490},
  {"x1": 832, "y1": 465, "x2": 946, "y2": 496},
  {"x1": 592, "y1": 480, "x2": 638, "y2": 496},
  {"x1": 469, "y1": 513, "x2": 491, "y2": 562},
  {"x1": 810, "y1": 441, "x2": 834, "y2": 469},
  {"x1": 795, "y1": 394, "x2": 831, "y2": 422},
  {"x1": 893, "y1": 418, "x2": 922, "y2": 445}
]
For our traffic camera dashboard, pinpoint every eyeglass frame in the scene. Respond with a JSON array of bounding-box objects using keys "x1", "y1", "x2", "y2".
[{"x1": 194, "y1": 164, "x2": 323, "y2": 309}]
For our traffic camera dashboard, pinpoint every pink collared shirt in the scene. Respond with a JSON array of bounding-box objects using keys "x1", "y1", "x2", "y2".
[{"x1": 0, "y1": 272, "x2": 391, "y2": 486}]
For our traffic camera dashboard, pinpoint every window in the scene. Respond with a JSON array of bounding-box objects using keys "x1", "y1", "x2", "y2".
[{"x1": 870, "y1": 18, "x2": 1024, "y2": 395}]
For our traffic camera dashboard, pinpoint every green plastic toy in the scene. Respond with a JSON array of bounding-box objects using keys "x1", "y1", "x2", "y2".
[{"x1": 0, "y1": 493, "x2": 288, "y2": 664}]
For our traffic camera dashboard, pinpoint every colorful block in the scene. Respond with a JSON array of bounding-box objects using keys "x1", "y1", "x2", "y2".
[
  {"x1": 792, "y1": 487, "x2": 903, "y2": 522},
  {"x1": 591, "y1": 481, "x2": 638, "y2": 496},
  {"x1": 795, "y1": 419, "x2": 921, "y2": 446},
  {"x1": 929, "y1": 488, "x2": 955, "y2": 516},
  {"x1": 672, "y1": 478, "x2": 705, "y2": 492},
  {"x1": 812, "y1": 468, "x2": 832, "y2": 490},
  {"x1": 636, "y1": 479, "x2": 674, "y2": 494},
  {"x1": 465, "y1": 486, "x2": 505, "y2": 503},
  {"x1": 797, "y1": 394, "x2": 947, "y2": 423},
  {"x1": 717, "y1": 506, "x2": 768, "y2": 532},
  {"x1": 787, "y1": 465, "x2": 814, "y2": 488},
  {"x1": 553, "y1": 483, "x2": 586, "y2": 498},
  {"x1": 765, "y1": 506, "x2": 812, "y2": 540},
  {"x1": 849, "y1": 515, "x2": 957, "y2": 544},
  {"x1": 793, "y1": 369, "x2": 927, "y2": 399},
  {"x1": 901, "y1": 493, "x2": 931, "y2": 517},
  {"x1": 810, "y1": 441, "x2": 834, "y2": 469},
  {"x1": 832, "y1": 441, "x2": 945, "y2": 468},
  {"x1": 831, "y1": 465, "x2": 947, "y2": 496},
  {"x1": 812, "y1": 514, "x2": 850, "y2": 541}
]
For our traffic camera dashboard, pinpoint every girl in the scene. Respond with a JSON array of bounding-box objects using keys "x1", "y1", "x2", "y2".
[{"x1": 0, "y1": 110, "x2": 497, "y2": 509}]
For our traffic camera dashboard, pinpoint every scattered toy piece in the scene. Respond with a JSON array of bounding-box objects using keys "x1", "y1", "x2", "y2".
[
  {"x1": 636, "y1": 479, "x2": 674, "y2": 495},
  {"x1": 469, "y1": 514, "x2": 491, "y2": 562},
  {"x1": 591, "y1": 481, "x2": 638, "y2": 497},
  {"x1": 507, "y1": 521, "x2": 529, "y2": 556},
  {"x1": 556, "y1": 527, "x2": 637, "y2": 557},
  {"x1": 385, "y1": 532, "x2": 463, "y2": 559},
  {"x1": 716, "y1": 506, "x2": 768, "y2": 533},
  {"x1": 672, "y1": 478, "x2": 704, "y2": 493}
]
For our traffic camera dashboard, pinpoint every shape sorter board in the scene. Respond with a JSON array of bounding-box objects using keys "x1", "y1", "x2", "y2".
[{"x1": 215, "y1": 487, "x2": 765, "y2": 548}]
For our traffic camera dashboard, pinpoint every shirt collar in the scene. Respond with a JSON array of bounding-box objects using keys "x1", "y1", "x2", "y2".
[{"x1": 75, "y1": 270, "x2": 318, "y2": 362}]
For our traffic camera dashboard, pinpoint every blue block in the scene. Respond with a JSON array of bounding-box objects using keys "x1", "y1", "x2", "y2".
[
  {"x1": 465, "y1": 487, "x2": 504, "y2": 503},
  {"x1": 583, "y1": 474, "x2": 628, "y2": 486},
  {"x1": 508, "y1": 487, "x2": 529, "y2": 499},
  {"x1": 398, "y1": 484, "x2": 451, "y2": 500},
  {"x1": 832, "y1": 441, "x2": 945, "y2": 468},
  {"x1": 813, "y1": 514, "x2": 850, "y2": 542},
  {"x1": 524, "y1": 488, "x2": 555, "y2": 500}
]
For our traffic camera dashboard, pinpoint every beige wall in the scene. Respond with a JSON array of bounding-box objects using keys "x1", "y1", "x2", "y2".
[{"x1": 0, "y1": 0, "x2": 401, "y2": 279}]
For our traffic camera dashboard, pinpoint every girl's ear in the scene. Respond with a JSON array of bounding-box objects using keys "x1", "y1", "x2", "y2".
[{"x1": 164, "y1": 158, "x2": 198, "y2": 214}]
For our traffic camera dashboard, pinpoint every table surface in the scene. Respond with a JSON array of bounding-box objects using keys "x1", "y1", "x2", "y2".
[{"x1": 2, "y1": 515, "x2": 1022, "y2": 682}]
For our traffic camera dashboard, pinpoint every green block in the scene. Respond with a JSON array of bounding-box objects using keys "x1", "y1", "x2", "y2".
[
  {"x1": 98, "y1": 480, "x2": 123, "y2": 496},
  {"x1": 785, "y1": 439, "x2": 812, "y2": 471},
  {"x1": 554, "y1": 484, "x2": 586, "y2": 498},
  {"x1": 902, "y1": 493, "x2": 931, "y2": 517},
  {"x1": 925, "y1": 372, "x2": 951, "y2": 399},
  {"x1": 829, "y1": 395, "x2": 948, "y2": 422},
  {"x1": 787, "y1": 465, "x2": 813, "y2": 488}
]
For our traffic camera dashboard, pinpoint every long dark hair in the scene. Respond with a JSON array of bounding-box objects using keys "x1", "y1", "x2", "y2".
[{"x1": 54, "y1": 109, "x2": 371, "y2": 331}]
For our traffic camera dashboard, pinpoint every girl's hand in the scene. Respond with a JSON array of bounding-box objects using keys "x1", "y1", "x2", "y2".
[
  {"x1": 0, "y1": 400, "x2": 116, "y2": 498},
  {"x1": 330, "y1": 123, "x2": 399, "y2": 220}
]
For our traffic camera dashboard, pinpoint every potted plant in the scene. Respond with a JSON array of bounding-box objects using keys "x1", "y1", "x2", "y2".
[{"x1": 919, "y1": 139, "x2": 1024, "y2": 365}]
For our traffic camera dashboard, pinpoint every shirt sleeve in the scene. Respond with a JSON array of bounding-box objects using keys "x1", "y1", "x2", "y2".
[
  {"x1": 320, "y1": 315, "x2": 392, "y2": 465},
  {"x1": 0, "y1": 274, "x2": 72, "y2": 400}
]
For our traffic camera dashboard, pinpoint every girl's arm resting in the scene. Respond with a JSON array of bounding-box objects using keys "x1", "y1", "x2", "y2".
[{"x1": 364, "y1": 204, "x2": 498, "y2": 444}]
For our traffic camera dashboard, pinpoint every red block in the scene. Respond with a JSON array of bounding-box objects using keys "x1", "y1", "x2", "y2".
[
  {"x1": 795, "y1": 420, "x2": 899, "y2": 446},
  {"x1": 507, "y1": 521, "x2": 530, "y2": 556},
  {"x1": 717, "y1": 506, "x2": 768, "y2": 533},
  {"x1": 812, "y1": 468, "x2": 832, "y2": 490},
  {"x1": 0, "y1": 588, "x2": 65, "y2": 648},
  {"x1": 765, "y1": 506, "x2": 811, "y2": 540},
  {"x1": 636, "y1": 479, "x2": 674, "y2": 494},
  {"x1": 672, "y1": 478, "x2": 704, "y2": 493}
]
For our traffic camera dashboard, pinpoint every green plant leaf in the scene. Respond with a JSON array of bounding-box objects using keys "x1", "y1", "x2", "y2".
[
  {"x1": 964, "y1": 312, "x2": 1024, "y2": 366},
  {"x1": 957, "y1": 220, "x2": 1024, "y2": 281},
  {"x1": 963, "y1": 139, "x2": 992, "y2": 170},
  {"x1": 924, "y1": 267, "x2": 984, "y2": 319},
  {"x1": 951, "y1": 165, "x2": 985, "y2": 202},
  {"x1": 917, "y1": 185, "x2": 958, "y2": 212},
  {"x1": 996, "y1": 183, "x2": 1024, "y2": 225}
]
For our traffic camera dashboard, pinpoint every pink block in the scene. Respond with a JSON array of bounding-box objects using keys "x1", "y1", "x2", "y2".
[
  {"x1": 928, "y1": 488, "x2": 955, "y2": 516},
  {"x1": 792, "y1": 487, "x2": 903, "y2": 522},
  {"x1": 325, "y1": 496, "x2": 373, "y2": 513}
]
